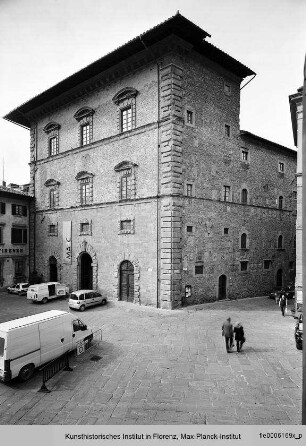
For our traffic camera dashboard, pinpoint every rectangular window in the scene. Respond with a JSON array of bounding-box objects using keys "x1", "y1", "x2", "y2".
[
  {"x1": 195, "y1": 265, "x2": 204, "y2": 275},
  {"x1": 224, "y1": 83, "x2": 231, "y2": 95},
  {"x1": 48, "y1": 224, "x2": 57, "y2": 235},
  {"x1": 240, "y1": 261, "x2": 248, "y2": 272},
  {"x1": 223, "y1": 186, "x2": 231, "y2": 202},
  {"x1": 0, "y1": 202, "x2": 5, "y2": 214},
  {"x1": 186, "y1": 225, "x2": 193, "y2": 233},
  {"x1": 278, "y1": 161, "x2": 284, "y2": 173},
  {"x1": 0, "y1": 226, "x2": 3, "y2": 244},
  {"x1": 121, "y1": 107, "x2": 132, "y2": 132},
  {"x1": 50, "y1": 190, "x2": 56, "y2": 208},
  {"x1": 49, "y1": 136, "x2": 58, "y2": 156},
  {"x1": 223, "y1": 228, "x2": 229, "y2": 235},
  {"x1": 120, "y1": 220, "x2": 132, "y2": 231},
  {"x1": 120, "y1": 175, "x2": 131, "y2": 200},
  {"x1": 263, "y1": 260, "x2": 271, "y2": 270},
  {"x1": 241, "y1": 150, "x2": 248, "y2": 162},
  {"x1": 186, "y1": 110, "x2": 194, "y2": 125},
  {"x1": 11, "y1": 227, "x2": 27, "y2": 244},
  {"x1": 80, "y1": 223, "x2": 90, "y2": 233},
  {"x1": 293, "y1": 191, "x2": 297, "y2": 199},
  {"x1": 81, "y1": 123, "x2": 90, "y2": 146},
  {"x1": 12, "y1": 204, "x2": 27, "y2": 216},
  {"x1": 225, "y1": 124, "x2": 231, "y2": 137},
  {"x1": 186, "y1": 183, "x2": 193, "y2": 197},
  {"x1": 80, "y1": 181, "x2": 91, "y2": 205},
  {"x1": 0, "y1": 337, "x2": 4, "y2": 357}
]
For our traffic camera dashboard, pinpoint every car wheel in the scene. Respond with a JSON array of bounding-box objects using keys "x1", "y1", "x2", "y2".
[
  {"x1": 42, "y1": 297, "x2": 48, "y2": 304},
  {"x1": 79, "y1": 305, "x2": 85, "y2": 312},
  {"x1": 101, "y1": 299, "x2": 106, "y2": 306},
  {"x1": 18, "y1": 364, "x2": 35, "y2": 382}
]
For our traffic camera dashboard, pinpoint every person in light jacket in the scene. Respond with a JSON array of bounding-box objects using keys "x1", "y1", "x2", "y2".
[{"x1": 222, "y1": 317, "x2": 234, "y2": 353}]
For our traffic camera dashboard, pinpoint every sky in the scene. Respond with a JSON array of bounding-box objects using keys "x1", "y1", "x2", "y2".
[{"x1": 0, "y1": 0, "x2": 305, "y2": 185}]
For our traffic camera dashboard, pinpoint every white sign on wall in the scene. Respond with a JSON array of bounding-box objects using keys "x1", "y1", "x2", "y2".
[{"x1": 63, "y1": 221, "x2": 72, "y2": 264}]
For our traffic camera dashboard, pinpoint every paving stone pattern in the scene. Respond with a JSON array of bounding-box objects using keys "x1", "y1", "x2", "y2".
[{"x1": 0, "y1": 293, "x2": 302, "y2": 425}]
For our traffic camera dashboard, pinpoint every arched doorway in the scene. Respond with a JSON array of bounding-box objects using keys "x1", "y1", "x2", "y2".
[
  {"x1": 49, "y1": 256, "x2": 58, "y2": 282},
  {"x1": 218, "y1": 275, "x2": 227, "y2": 300},
  {"x1": 79, "y1": 252, "x2": 93, "y2": 289},
  {"x1": 120, "y1": 261, "x2": 134, "y2": 302},
  {"x1": 276, "y1": 269, "x2": 283, "y2": 287}
]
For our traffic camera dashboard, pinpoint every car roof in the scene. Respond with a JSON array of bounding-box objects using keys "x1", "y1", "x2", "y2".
[{"x1": 71, "y1": 289, "x2": 95, "y2": 295}]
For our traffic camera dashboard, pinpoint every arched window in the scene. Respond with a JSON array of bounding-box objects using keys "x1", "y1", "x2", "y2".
[
  {"x1": 74, "y1": 107, "x2": 95, "y2": 146},
  {"x1": 112, "y1": 87, "x2": 138, "y2": 133},
  {"x1": 75, "y1": 171, "x2": 94, "y2": 206},
  {"x1": 241, "y1": 189, "x2": 248, "y2": 204},
  {"x1": 278, "y1": 235, "x2": 283, "y2": 249},
  {"x1": 241, "y1": 233, "x2": 247, "y2": 249},
  {"x1": 114, "y1": 161, "x2": 138, "y2": 201},
  {"x1": 278, "y1": 196, "x2": 283, "y2": 209}
]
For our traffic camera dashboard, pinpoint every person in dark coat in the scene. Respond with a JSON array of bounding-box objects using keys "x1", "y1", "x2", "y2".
[
  {"x1": 234, "y1": 322, "x2": 245, "y2": 352},
  {"x1": 279, "y1": 293, "x2": 287, "y2": 317},
  {"x1": 222, "y1": 317, "x2": 234, "y2": 353}
]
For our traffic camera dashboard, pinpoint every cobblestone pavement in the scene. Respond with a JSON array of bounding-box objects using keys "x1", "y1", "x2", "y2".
[{"x1": 0, "y1": 292, "x2": 302, "y2": 425}]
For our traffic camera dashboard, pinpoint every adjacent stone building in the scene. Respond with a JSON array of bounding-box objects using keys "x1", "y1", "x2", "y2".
[
  {"x1": 0, "y1": 183, "x2": 33, "y2": 287},
  {"x1": 289, "y1": 87, "x2": 303, "y2": 311},
  {"x1": 4, "y1": 13, "x2": 296, "y2": 308}
]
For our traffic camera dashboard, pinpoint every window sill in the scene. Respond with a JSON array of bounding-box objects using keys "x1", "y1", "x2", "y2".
[
  {"x1": 48, "y1": 233, "x2": 58, "y2": 237},
  {"x1": 79, "y1": 232, "x2": 92, "y2": 236}
]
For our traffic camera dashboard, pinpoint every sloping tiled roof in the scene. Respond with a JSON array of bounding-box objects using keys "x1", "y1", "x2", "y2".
[
  {"x1": 240, "y1": 130, "x2": 296, "y2": 155},
  {"x1": 0, "y1": 185, "x2": 34, "y2": 199},
  {"x1": 4, "y1": 13, "x2": 255, "y2": 129}
]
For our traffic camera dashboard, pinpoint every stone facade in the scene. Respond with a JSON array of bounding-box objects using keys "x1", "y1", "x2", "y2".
[
  {"x1": 4, "y1": 14, "x2": 297, "y2": 308},
  {"x1": 0, "y1": 185, "x2": 33, "y2": 287}
]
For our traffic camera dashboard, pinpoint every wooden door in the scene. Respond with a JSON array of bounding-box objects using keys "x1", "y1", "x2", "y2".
[{"x1": 120, "y1": 261, "x2": 134, "y2": 302}]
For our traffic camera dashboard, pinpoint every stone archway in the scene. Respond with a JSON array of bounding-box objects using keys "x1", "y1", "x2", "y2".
[
  {"x1": 45, "y1": 250, "x2": 61, "y2": 282},
  {"x1": 75, "y1": 240, "x2": 98, "y2": 290}
]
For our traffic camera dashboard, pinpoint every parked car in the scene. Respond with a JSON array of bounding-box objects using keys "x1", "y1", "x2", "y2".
[
  {"x1": 294, "y1": 313, "x2": 303, "y2": 350},
  {"x1": 269, "y1": 285, "x2": 295, "y2": 302},
  {"x1": 7, "y1": 283, "x2": 29, "y2": 295},
  {"x1": 69, "y1": 290, "x2": 107, "y2": 311}
]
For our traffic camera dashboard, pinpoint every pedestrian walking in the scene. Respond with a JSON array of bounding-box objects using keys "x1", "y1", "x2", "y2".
[
  {"x1": 222, "y1": 317, "x2": 234, "y2": 353},
  {"x1": 234, "y1": 322, "x2": 245, "y2": 352},
  {"x1": 279, "y1": 293, "x2": 287, "y2": 317}
]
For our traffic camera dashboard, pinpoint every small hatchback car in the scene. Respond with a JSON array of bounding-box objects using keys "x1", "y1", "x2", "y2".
[
  {"x1": 7, "y1": 283, "x2": 29, "y2": 295},
  {"x1": 69, "y1": 290, "x2": 107, "y2": 311}
]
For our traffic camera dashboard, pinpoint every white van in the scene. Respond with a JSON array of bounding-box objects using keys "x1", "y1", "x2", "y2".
[
  {"x1": 0, "y1": 310, "x2": 93, "y2": 382},
  {"x1": 27, "y1": 282, "x2": 69, "y2": 304}
]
